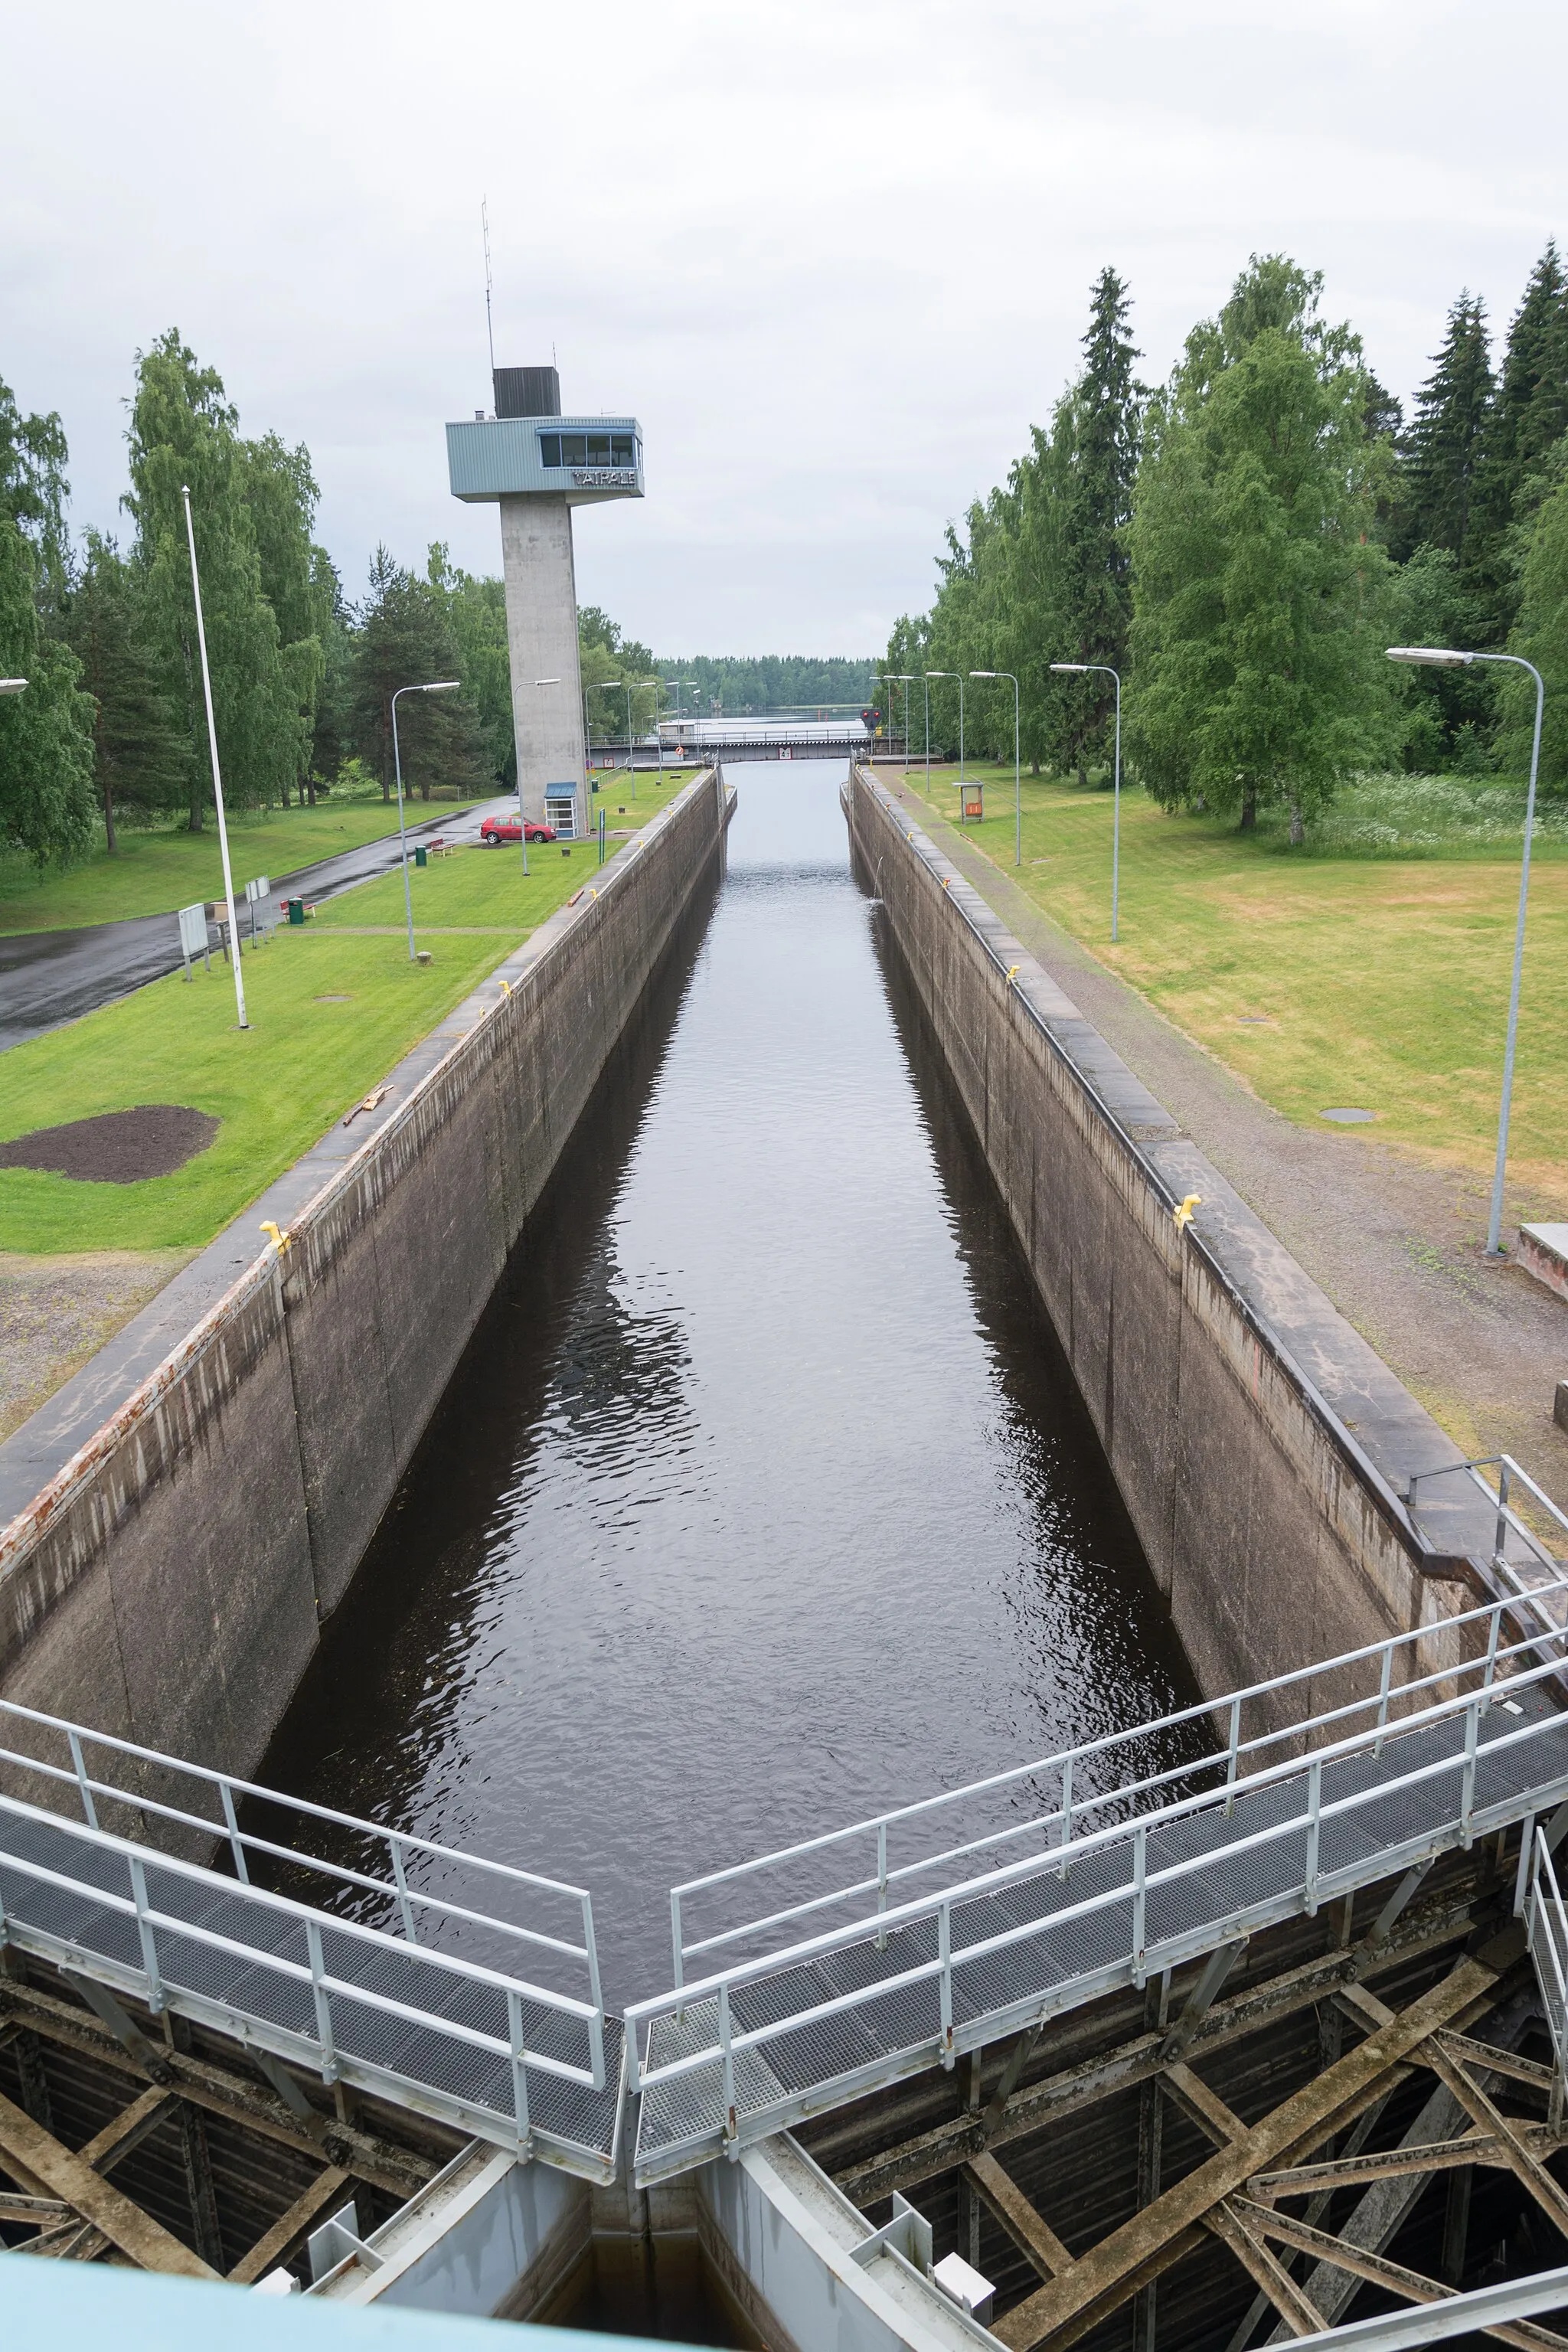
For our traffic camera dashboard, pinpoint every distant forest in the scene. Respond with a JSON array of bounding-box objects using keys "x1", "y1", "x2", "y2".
[{"x1": 650, "y1": 655, "x2": 877, "y2": 716}]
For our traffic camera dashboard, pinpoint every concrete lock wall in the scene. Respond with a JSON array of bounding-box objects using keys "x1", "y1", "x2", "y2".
[
  {"x1": 847, "y1": 769, "x2": 1475, "y2": 1715},
  {"x1": 0, "y1": 772, "x2": 730, "y2": 1795}
]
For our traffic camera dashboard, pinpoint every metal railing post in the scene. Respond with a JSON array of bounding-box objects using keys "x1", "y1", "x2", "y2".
[
  {"x1": 1497, "y1": 1462, "x2": 1512, "y2": 1568},
  {"x1": 939, "y1": 1900, "x2": 954, "y2": 2066},
  {"x1": 128, "y1": 1856, "x2": 163, "y2": 2011},
  {"x1": 671, "y1": 1889, "x2": 684, "y2": 2022},
  {"x1": 1462, "y1": 1700, "x2": 1480, "y2": 1846},
  {"x1": 67, "y1": 1730, "x2": 99, "y2": 1831},
  {"x1": 1224, "y1": 1697, "x2": 1242, "y2": 1814},
  {"x1": 583, "y1": 1895, "x2": 606, "y2": 2092},
  {"x1": 718, "y1": 1981, "x2": 739, "y2": 2148},
  {"x1": 388, "y1": 1838, "x2": 417, "y2": 1940},
  {"x1": 1374, "y1": 1642, "x2": 1394, "y2": 1755},
  {"x1": 306, "y1": 1919, "x2": 338, "y2": 2080},
  {"x1": 508, "y1": 1988, "x2": 533, "y2": 2151},
  {"x1": 1483, "y1": 1603, "x2": 1503, "y2": 1710},
  {"x1": 1058, "y1": 1754, "x2": 1074, "y2": 1880},
  {"x1": 1517, "y1": 1814, "x2": 1537, "y2": 1916},
  {"x1": 1132, "y1": 1824, "x2": 1147, "y2": 1986},
  {"x1": 876, "y1": 1822, "x2": 889, "y2": 1951},
  {"x1": 1305, "y1": 1760, "x2": 1322, "y2": 1914},
  {"x1": 218, "y1": 1781, "x2": 250, "y2": 1884}
]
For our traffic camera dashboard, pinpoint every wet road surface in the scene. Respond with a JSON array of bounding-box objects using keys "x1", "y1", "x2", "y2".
[
  {"x1": 0, "y1": 798, "x2": 511, "y2": 1052},
  {"x1": 256, "y1": 764, "x2": 1202, "y2": 2004}
]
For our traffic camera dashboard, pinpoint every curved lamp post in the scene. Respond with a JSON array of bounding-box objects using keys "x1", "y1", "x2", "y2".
[
  {"x1": 1388, "y1": 646, "x2": 1547, "y2": 1257},
  {"x1": 925, "y1": 673, "x2": 964, "y2": 799},
  {"x1": 972, "y1": 671, "x2": 1021, "y2": 866},
  {"x1": 1051, "y1": 662, "x2": 1122, "y2": 939},
  {"x1": 0, "y1": 679, "x2": 25, "y2": 694},
  {"x1": 391, "y1": 679, "x2": 461, "y2": 955}
]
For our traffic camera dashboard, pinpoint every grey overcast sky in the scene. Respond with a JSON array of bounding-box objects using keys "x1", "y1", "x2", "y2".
[{"x1": 4, "y1": 0, "x2": 1565, "y2": 657}]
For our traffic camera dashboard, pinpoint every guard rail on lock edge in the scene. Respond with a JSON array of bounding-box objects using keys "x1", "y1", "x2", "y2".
[
  {"x1": 626, "y1": 1575, "x2": 1568, "y2": 2169},
  {"x1": 0, "y1": 1699, "x2": 617, "y2": 2177}
]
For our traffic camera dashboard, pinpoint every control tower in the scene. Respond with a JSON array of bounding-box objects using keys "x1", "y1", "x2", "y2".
[{"x1": 446, "y1": 366, "x2": 644, "y2": 841}]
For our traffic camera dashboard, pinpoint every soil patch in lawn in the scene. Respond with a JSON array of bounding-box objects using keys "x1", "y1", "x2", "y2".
[{"x1": 0, "y1": 1106, "x2": 220, "y2": 1183}]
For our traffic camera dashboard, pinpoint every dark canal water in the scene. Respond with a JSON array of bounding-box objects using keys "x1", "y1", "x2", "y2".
[{"x1": 258, "y1": 764, "x2": 1202, "y2": 2004}]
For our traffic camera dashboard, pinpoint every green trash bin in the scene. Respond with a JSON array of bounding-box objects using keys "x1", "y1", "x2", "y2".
[
  {"x1": 288, "y1": 900, "x2": 305, "y2": 926},
  {"x1": 414, "y1": 844, "x2": 427, "y2": 868}
]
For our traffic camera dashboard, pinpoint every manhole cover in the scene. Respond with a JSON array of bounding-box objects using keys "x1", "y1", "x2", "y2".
[{"x1": 1320, "y1": 1108, "x2": 1376, "y2": 1124}]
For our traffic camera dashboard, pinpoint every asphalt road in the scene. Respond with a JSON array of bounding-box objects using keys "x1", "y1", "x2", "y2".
[{"x1": 0, "y1": 799, "x2": 512, "y2": 1053}]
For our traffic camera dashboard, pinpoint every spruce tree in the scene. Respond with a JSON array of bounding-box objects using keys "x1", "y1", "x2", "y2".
[
  {"x1": 1056, "y1": 269, "x2": 1142, "y2": 782},
  {"x1": 1398, "y1": 294, "x2": 1495, "y2": 570},
  {"x1": 1490, "y1": 243, "x2": 1568, "y2": 514},
  {"x1": 0, "y1": 375, "x2": 96, "y2": 864},
  {"x1": 64, "y1": 532, "x2": 186, "y2": 846}
]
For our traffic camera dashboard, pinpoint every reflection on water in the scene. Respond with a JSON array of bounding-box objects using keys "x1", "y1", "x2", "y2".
[{"x1": 257, "y1": 764, "x2": 1204, "y2": 2003}]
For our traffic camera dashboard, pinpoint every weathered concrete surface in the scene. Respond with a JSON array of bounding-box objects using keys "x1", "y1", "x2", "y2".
[
  {"x1": 0, "y1": 770, "x2": 731, "y2": 1782},
  {"x1": 848, "y1": 769, "x2": 1492, "y2": 1713}
]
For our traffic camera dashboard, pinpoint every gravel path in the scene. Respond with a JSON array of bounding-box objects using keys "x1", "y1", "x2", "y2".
[
  {"x1": 0, "y1": 1249, "x2": 196, "y2": 1443},
  {"x1": 889, "y1": 776, "x2": 1568, "y2": 1501}
]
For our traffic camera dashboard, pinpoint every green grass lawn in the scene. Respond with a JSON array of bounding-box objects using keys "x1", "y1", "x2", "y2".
[
  {"x1": 0, "y1": 775, "x2": 697, "y2": 1255},
  {"x1": 900, "y1": 764, "x2": 1568, "y2": 1209},
  {"x1": 0, "y1": 793, "x2": 492, "y2": 934}
]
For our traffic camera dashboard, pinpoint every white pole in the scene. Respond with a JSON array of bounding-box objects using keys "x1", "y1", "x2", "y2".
[
  {"x1": 1486, "y1": 655, "x2": 1546, "y2": 1255},
  {"x1": 390, "y1": 687, "x2": 417, "y2": 960},
  {"x1": 181, "y1": 486, "x2": 247, "y2": 1031}
]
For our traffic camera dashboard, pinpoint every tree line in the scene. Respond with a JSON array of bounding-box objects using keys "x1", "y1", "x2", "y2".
[
  {"x1": 0, "y1": 333, "x2": 739, "y2": 867},
  {"x1": 887, "y1": 247, "x2": 1568, "y2": 832}
]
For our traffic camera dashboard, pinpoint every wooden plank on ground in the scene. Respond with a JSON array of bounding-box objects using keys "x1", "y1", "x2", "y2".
[
  {"x1": 964, "y1": 2153, "x2": 1073, "y2": 2280},
  {"x1": 227, "y1": 2165, "x2": 350, "y2": 2286},
  {"x1": 991, "y1": 1949, "x2": 1503, "y2": 2352},
  {"x1": 0, "y1": 2084, "x2": 217, "y2": 2277}
]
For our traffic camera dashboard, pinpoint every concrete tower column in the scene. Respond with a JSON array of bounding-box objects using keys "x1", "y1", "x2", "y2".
[{"x1": 501, "y1": 493, "x2": 587, "y2": 837}]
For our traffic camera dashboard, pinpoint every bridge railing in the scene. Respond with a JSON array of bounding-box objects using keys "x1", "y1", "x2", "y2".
[
  {"x1": 626, "y1": 1579, "x2": 1568, "y2": 2146},
  {"x1": 1527, "y1": 1827, "x2": 1568, "y2": 2124},
  {"x1": 0, "y1": 1697, "x2": 606, "y2": 2074}
]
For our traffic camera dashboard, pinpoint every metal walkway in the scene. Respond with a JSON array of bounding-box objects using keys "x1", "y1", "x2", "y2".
[
  {"x1": 628, "y1": 1576, "x2": 1568, "y2": 2184},
  {"x1": 0, "y1": 1707, "x2": 623, "y2": 2180}
]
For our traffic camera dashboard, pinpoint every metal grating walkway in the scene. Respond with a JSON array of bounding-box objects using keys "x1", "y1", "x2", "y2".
[
  {"x1": 0, "y1": 1707, "x2": 623, "y2": 2181},
  {"x1": 630, "y1": 1592, "x2": 1568, "y2": 2183}
]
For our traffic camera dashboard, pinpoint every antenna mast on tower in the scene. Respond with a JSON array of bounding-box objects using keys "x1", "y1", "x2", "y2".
[{"x1": 482, "y1": 197, "x2": 496, "y2": 377}]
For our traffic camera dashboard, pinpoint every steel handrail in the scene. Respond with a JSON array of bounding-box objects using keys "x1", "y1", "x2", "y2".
[
  {"x1": 630, "y1": 1690, "x2": 1568, "y2": 2099},
  {"x1": 0, "y1": 1743, "x2": 596, "y2": 1967},
  {"x1": 0, "y1": 1788, "x2": 601, "y2": 2027},
  {"x1": 675, "y1": 1616, "x2": 1549, "y2": 1965},
  {"x1": 668, "y1": 1586, "x2": 1568, "y2": 1979},
  {"x1": 671, "y1": 1574, "x2": 1568, "y2": 1902},
  {"x1": 0, "y1": 1844, "x2": 602, "y2": 2089},
  {"x1": 0, "y1": 1695, "x2": 590, "y2": 1900}
]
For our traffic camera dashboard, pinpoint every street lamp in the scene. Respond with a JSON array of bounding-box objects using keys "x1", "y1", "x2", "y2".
[
  {"x1": 1387, "y1": 645, "x2": 1547, "y2": 1257},
  {"x1": 182, "y1": 486, "x2": 249, "y2": 1031},
  {"x1": 390, "y1": 680, "x2": 461, "y2": 957},
  {"x1": 1051, "y1": 662, "x2": 1123, "y2": 940},
  {"x1": 0, "y1": 679, "x2": 25, "y2": 694},
  {"x1": 926, "y1": 673, "x2": 964, "y2": 799},
  {"x1": 972, "y1": 672, "x2": 1021, "y2": 867},
  {"x1": 879, "y1": 675, "x2": 916, "y2": 773}
]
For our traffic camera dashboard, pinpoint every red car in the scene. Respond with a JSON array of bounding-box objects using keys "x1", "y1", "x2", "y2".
[{"x1": 480, "y1": 815, "x2": 557, "y2": 845}]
